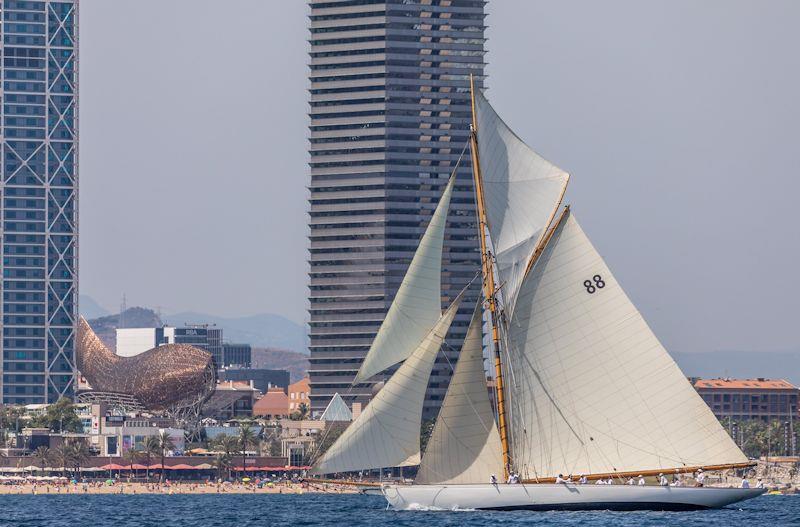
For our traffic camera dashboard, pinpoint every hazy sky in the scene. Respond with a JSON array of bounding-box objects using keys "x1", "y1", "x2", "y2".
[{"x1": 79, "y1": 1, "x2": 799, "y2": 356}]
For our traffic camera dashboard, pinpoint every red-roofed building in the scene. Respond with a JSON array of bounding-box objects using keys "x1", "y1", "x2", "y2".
[
  {"x1": 253, "y1": 387, "x2": 290, "y2": 419},
  {"x1": 694, "y1": 378, "x2": 799, "y2": 422}
]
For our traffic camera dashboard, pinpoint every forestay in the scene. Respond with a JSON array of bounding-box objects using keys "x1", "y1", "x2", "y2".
[
  {"x1": 311, "y1": 295, "x2": 463, "y2": 475},
  {"x1": 506, "y1": 210, "x2": 747, "y2": 479},
  {"x1": 354, "y1": 175, "x2": 456, "y2": 383},
  {"x1": 474, "y1": 91, "x2": 569, "y2": 315},
  {"x1": 416, "y1": 304, "x2": 504, "y2": 484}
]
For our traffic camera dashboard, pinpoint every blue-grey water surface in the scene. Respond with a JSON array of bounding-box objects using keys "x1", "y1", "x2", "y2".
[{"x1": 0, "y1": 493, "x2": 796, "y2": 527}]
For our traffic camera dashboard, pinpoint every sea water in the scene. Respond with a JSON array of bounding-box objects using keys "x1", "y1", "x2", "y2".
[{"x1": 0, "y1": 493, "x2": 796, "y2": 527}]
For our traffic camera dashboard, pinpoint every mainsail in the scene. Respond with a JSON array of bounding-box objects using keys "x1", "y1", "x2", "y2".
[
  {"x1": 473, "y1": 91, "x2": 569, "y2": 315},
  {"x1": 354, "y1": 174, "x2": 456, "y2": 383},
  {"x1": 416, "y1": 304, "x2": 504, "y2": 484},
  {"x1": 311, "y1": 295, "x2": 463, "y2": 475},
  {"x1": 505, "y1": 209, "x2": 747, "y2": 479}
]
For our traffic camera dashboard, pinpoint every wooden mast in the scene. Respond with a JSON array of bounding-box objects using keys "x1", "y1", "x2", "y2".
[{"x1": 468, "y1": 74, "x2": 511, "y2": 479}]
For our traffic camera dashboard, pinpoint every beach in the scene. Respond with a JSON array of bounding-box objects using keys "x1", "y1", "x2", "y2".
[{"x1": 0, "y1": 481, "x2": 358, "y2": 495}]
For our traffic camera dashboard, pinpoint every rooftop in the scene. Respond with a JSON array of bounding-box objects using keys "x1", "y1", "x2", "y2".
[{"x1": 693, "y1": 378, "x2": 798, "y2": 390}]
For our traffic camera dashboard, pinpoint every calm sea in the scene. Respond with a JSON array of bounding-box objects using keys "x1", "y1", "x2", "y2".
[{"x1": 0, "y1": 493, "x2": 796, "y2": 527}]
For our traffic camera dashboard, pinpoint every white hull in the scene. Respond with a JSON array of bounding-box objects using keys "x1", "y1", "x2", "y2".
[{"x1": 382, "y1": 483, "x2": 765, "y2": 511}]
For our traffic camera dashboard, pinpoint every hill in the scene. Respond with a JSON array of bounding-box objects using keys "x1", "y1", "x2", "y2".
[
  {"x1": 78, "y1": 294, "x2": 110, "y2": 319},
  {"x1": 86, "y1": 307, "x2": 162, "y2": 351},
  {"x1": 252, "y1": 347, "x2": 309, "y2": 383},
  {"x1": 163, "y1": 311, "x2": 307, "y2": 355}
]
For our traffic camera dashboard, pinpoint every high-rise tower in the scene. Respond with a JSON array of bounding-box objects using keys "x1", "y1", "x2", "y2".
[
  {"x1": 307, "y1": 0, "x2": 486, "y2": 417},
  {"x1": 0, "y1": 0, "x2": 78, "y2": 403}
]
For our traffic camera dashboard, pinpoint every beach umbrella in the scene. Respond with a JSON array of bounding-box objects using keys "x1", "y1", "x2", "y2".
[{"x1": 242, "y1": 477, "x2": 251, "y2": 482}]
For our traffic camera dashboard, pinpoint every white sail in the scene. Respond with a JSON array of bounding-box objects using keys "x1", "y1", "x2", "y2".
[
  {"x1": 311, "y1": 295, "x2": 463, "y2": 475},
  {"x1": 417, "y1": 304, "x2": 504, "y2": 484},
  {"x1": 354, "y1": 175, "x2": 456, "y2": 383},
  {"x1": 474, "y1": 91, "x2": 569, "y2": 314},
  {"x1": 507, "y1": 210, "x2": 747, "y2": 480}
]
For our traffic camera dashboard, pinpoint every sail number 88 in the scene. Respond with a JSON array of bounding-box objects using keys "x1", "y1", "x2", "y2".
[{"x1": 583, "y1": 275, "x2": 605, "y2": 294}]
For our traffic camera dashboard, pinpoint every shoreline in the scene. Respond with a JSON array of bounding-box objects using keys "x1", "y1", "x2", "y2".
[{"x1": 0, "y1": 482, "x2": 358, "y2": 495}]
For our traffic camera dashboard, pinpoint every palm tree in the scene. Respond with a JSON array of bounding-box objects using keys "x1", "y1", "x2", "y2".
[
  {"x1": 143, "y1": 435, "x2": 160, "y2": 481},
  {"x1": 55, "y1": 441, "x2": 74, "y2": 477},
  {"x1": 238, "y1": 424, "x2": 258, "y2": 478},
  {"x1": 156, "y1": 431, "x2": 175, "y2": 483},
  {"x1": 297, "y1": 403, "x2": 310, "y2": 420},
  {"x1": 213, "y1": 435, "x2": 240, "y2": 479},
  {"x1": 211, "y1": 453, "x2": 232, "y2": 481},
  {"x1": 123, "y1": 448, "x2": 143, "y2": 478},
  {"x1": 33, "y1": 446, "x2": 51, "y2": 472},
  {"x1": 69, "y1": 439, "x2": 90, "y2": 477}
]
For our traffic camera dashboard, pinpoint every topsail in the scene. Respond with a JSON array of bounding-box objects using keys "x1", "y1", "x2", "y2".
[{"x1": 473, "y1": 91, "x2": 569, "y2": 315}]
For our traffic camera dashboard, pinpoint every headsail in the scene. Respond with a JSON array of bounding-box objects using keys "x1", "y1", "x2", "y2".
[
  {"x1": 354, "y1": 174, "x2": 456, "y2": 383},
  {"x1": 473, "y1": 91, "x2": 569, "y2": 315},
  {"x1": 416, "y1": 303, "x2": 504, "y2": 484},
  {"x1": 506, "y1": 209, "x2": 747, "y2": 479},
  {"x1": 311, "y1": 294, "x2": 463, "y2": 475}
]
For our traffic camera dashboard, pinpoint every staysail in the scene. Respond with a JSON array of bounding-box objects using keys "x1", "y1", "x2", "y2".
[
  {"x1": 311, "y1": 295, "x2": 463, "y2": 475},
  {"x1": 473, "y1": 91, "x2": 569, "y2": 315},
  {"x1": 416, "y1": 303, "x2": 504, "y2": 484},
  {"x1": 506, "y1": 209, "x2": 747, "y2": 479},
  {"x1": 354, "y1": 174, "x2": 456, "y2": 383}
]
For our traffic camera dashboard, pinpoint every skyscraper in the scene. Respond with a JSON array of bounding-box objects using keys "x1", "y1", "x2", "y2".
[
  {"x1": 307, "y1": 0, "x2": 486, "y2": 417},
  {"x1": 0, "y1": 0, "x2": 78, "y2": 404}
]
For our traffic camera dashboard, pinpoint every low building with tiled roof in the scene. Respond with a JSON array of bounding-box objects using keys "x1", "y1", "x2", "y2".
[
  {"x1": 693, "y1": 377, "x2": 799, "y2": 422},
  {"x1": 253, "y1": 387, "x2": 290, "y2": 420}
]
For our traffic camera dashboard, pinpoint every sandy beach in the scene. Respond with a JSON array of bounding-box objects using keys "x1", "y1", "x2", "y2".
[{"x1": 0, "y1": 481, "x2": 358, "y2": 495}]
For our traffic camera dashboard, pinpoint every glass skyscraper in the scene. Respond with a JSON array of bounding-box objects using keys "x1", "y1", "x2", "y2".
[
  {"x1": 307, "y1": 0, "x2": 486, "y2": 418},
  {"x1": 0, "y1": 0, "x2": 78, "y2": 403}
]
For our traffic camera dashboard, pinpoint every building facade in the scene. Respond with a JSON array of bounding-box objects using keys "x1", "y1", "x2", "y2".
[
  {"x1": 221, "y1": 342, "x2": 251, "y2": 368},
  {"x1": 694, "y1": 378, "x2": 799, "y2": 423},
  {"x1": 218, "y1": 367, "x2": 289, "y2": 394},
  {"x1": 0, "y1": 0, "x2": 79, "y2": 404},
  {"x1": 307, "y1": 0, "x2": 486, "y2": 417}
]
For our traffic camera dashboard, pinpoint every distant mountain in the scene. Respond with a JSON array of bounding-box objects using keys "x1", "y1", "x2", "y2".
[
  {"x1": 252, "y1": 347, "x2": 309, "y2": 383},
  {"x1": 86, "y1": 307, "x2": 162, "y2": 351},
  {"x1": 673, "y1": 350, "x2": 800, "y2": 386},
  {"x1": 79, "y1": 294, "x2": 110, "y2": 319},
  {"x1": 163, "y1": 311, "x2": 308, "y2": 355}
]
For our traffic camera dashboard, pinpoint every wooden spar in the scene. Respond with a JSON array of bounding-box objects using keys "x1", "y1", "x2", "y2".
[
  {"x1": 523, "y1": 185, "x2": 570, "y2": 278},
  {"x1": 523, "y1": 204, "x2": 570, "y2": 278},
  {"x1": 520, "y1": 462, "x2": 757, "y2": 484},
  {"x1": 469, "y1": 74, "x2": 511, "y2": 480}
]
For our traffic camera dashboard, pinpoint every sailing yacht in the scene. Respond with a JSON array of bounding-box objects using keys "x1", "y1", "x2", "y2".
[{"x1": 309, "y1": 78, "x2": 765, "y2": 510}]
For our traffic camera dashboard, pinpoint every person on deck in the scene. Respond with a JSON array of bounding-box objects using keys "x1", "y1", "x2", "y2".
[
  {"x1": 740, "y1": 477, "x2": 750, "y2": 489},
  {"x1": 490, "y1": 474, "x2": 498, "y2": 485},
  {"x1": 637, "y1": 475, "x2": 646, "y2": 486},
  {"x1": 659, "y1": 473, "x2": 669, "y2": 486},
  {"x1": 756, "y1": 478, "x2": 764, "y2": 489},
  {"x1": 578, "y1": 475, "x2": 588, "y2": 485},
  {"x1": 695, "y1": 469, "x2": 706, "y2": 487},
  {"x1": 555, "y1": 474, "x2": 566, "y2": 484},
  {"x1": 626, "y1": 477, "x2": 635, "y2": 485},
  {"x1": 595, "y1": 478, "x2": 605, "y2": 485}
]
